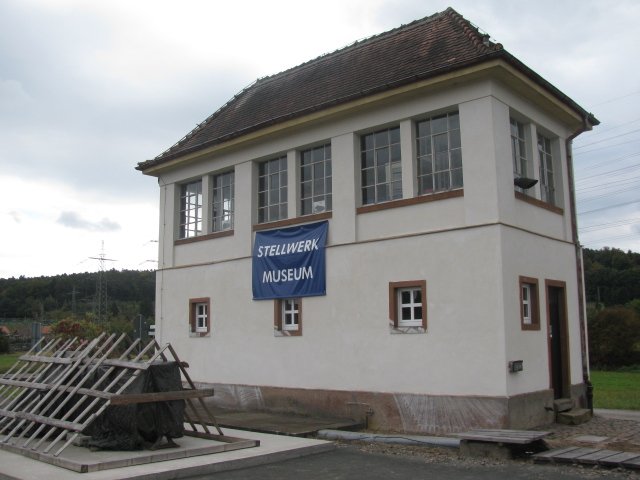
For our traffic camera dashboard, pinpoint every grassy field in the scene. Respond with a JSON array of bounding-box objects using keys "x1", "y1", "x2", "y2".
[
  {"x1": 0, "y1": 352, "x2": 23, "y2": 374},
  {"x1": 591, "y1": 369, "x2": 640, "y2": 410}
]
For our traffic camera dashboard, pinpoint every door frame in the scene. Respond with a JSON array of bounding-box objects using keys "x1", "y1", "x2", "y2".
[{"x1": 545, "y1": 279, "x2": 570, "y2": 399}]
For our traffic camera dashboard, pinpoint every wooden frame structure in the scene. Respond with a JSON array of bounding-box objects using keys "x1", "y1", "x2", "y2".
[{"x1": 0, "y1": 333, "x2": 258, "y2": 472}]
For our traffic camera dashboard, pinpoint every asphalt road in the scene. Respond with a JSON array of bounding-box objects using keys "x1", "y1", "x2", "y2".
[{"x1": 190, "y1": 445, "x2": 633, "y2": 480}]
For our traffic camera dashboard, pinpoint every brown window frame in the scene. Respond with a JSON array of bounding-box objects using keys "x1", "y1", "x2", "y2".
[
  {"x1": 389, "y1": 280, "x2": 427, "y2": 330},
  {"x1": 189, "y1": 297, "x2": 210, "y2": 337},
  {"x1": 519, "y1": 276, "x2": 540, "y2": 331},
  {"x1": 274, "y1": 298, "x2": 302, "y2": 336}
]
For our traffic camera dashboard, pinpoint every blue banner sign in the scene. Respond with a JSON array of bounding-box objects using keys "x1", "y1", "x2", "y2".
[{"x1": 252, "y1": 221, "x2": 328, "y2": 300}]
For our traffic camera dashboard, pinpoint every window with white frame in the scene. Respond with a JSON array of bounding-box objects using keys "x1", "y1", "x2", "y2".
[
  {"x1": 389, "y1": 280, "x2": 427, "y2": 331},
  {"x1": 360, "y1": 126, "x2": 402, "y2": 205},
  {"x1": 538, "y1": 134, "x2": 555, "y2": 205},
  {"x1": 212, "y1": 170, "x2": 234, "y2": 232},
  {"x1": 179, "y1": 180, "x2": 202, "y2": 239},
  {"x1": 189, "y1": 298, "x2": 210, "y2": 336},
  {"x1": 274, "y1": 298, "x2": 302, "y2": 336},
  {"x1": 416, "y1": 111, "x2": 462, "y2": 195},
  {"x1": 510, "y1": 118, "x2": 527, "y2": 183},
  {"x1": 519, "y1": 276, "x2": 540, "y2": 330},
  {"x1": 258, "y1": 156, "x2": 288, "y2": 223},
  {"x1": 300, "y1": 144, "x2": 332, "y2": 215}
]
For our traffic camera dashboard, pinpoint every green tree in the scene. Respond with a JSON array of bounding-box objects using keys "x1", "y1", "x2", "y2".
[{"x1": 588, "y1": 306, "x2": 640, "y2": 367}]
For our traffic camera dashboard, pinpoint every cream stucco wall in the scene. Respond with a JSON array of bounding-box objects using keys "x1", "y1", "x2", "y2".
[{"x1": 151, "y1": 73, "x2": 586, "y2": 401}]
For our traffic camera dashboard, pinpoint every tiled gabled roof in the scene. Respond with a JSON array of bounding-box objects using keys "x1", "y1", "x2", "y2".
[{"x1": 137, "y1": 7, "x2": 597, "y2": 171}]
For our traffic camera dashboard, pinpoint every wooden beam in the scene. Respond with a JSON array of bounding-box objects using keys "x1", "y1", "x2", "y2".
[
  {"x1": 18, "y1": 355, "x2": 72, "y2": 365},
  {"x1": 109, "y1": 388, "x2": 214, "y2": 405}
]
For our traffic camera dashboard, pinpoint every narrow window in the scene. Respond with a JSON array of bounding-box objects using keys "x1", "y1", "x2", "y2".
[
  {"x1": 179, "y1": 180, "x2": 202, "y2": 238},
  {"x1": 538, "y1": 134, "x2": 555, "y2": 205},
  {"x1": 258, "y1": 156, "x2": 288, "y2": 223},
  {"x1": 361, "y1": 126, "x2": 402, "y2": 205},
  {"x1": 519, "y1": 276, "x2": 540, "y2": 330},
  {"x1": 274, "y1": 298, "x2": 302, "y2": 336},
  {"x1": 300, "y1": 143, "x2": 332, "y2": 215},
  {"x1": 416, "y1": 112, "x2": 462, "y2": 195},
  {"x1": 389, "y1": 280, "x2": 427, "y2": 331},
  {"x1": 212, "y1": 170, "x2": 234, "y2": 232},
  {"x1": 189, "y1": 298, "x2": 210, "y2": 336},
  {"x1": 510, "y1": 118, "x2": 527, "y2": 186}
]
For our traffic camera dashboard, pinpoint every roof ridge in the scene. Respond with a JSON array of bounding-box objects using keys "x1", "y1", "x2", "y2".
[
  {"x1": 254, "y1": 9, "x2": 448, "y2": 87},
  {"x1": 444, "y1": 7, "x2": 503, "y2": 53}
]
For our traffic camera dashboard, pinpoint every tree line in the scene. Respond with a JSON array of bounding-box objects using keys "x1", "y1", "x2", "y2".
[{"x1": 0, "y1": 269, "x2": 155, "y2": 322}]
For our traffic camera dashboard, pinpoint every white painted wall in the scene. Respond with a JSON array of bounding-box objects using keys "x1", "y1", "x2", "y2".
[{"x1": 151, "y1": 74, "x2": 584, "y2": 400}]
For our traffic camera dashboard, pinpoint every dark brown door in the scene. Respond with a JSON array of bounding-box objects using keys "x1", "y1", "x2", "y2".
[{"x1": 547, "y1": 281, "x2": 569, "y2": 399}]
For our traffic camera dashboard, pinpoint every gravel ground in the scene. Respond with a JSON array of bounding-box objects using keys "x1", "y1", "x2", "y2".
[
  {"x1": 333, "y1": 413, "x2": 640, "y2": 477},
  {"x1": 342, "y1": 440, "x2": 640, "y2": 478}
]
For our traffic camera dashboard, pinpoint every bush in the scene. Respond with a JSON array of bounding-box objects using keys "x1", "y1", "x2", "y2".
[
  {"x1": 0, "y1": 335, "x2": 9, "y2": 354},
  {"x1": 51, "y1": 318, "x2": 104, "y2": 341},
  {"x1": 589, "y1": 306, "x2": 640, "y2": 368}
]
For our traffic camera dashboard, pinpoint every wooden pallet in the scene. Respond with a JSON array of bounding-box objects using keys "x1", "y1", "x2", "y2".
[{"x1": 0, "y1": 335, "x2": 258, "y2": 471}]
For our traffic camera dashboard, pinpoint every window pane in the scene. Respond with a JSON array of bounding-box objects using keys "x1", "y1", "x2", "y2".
[
  {"x1": 376, "y1": 184, "x2": 389, "y2": 202},
  {"x1": 362, "y1": 186, "x2": 375, "y2": 205},
  {"x1": 414, "y1": 306, "x2": 423, "y2": 320},
  {"x1": 389, "y1": 127, "x2": 400, "y2": 144},
  {"x1": 375, "y1": 130, "x2": 389, "y2": 147},
  {"x1": 402, "y1": 307, "x2": 412, "y2": 321},
  {"x1": 401, "y1": 290, "x2": 411, "y2": 304},
  {"x1": 431, "y1": 115, "x2": 447, "y2": 134},
  {"x1": 450, "y1": 129, "x2": 461, "y2": 149},
  {"x1": 362, "y1": 150, "x2": 374, "y2": 169},
  {"x1": 376, "y1": 147, "x2": 389, "y2": 165},
  {"x1": 448, "y1": 112, "x2": 460, "y2": 130}
]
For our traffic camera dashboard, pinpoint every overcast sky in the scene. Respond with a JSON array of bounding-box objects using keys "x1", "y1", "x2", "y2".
[{"x1": 1, "y1": 0, "x2": 639, "y2": 279}]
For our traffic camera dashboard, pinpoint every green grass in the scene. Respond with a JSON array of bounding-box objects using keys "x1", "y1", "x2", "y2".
[
  {"x1": 591, "y1": 370, "x2": 640, "y2": 410},
  {"x1": 0, "y1": 352, "x2": 23, "y2": 374}
]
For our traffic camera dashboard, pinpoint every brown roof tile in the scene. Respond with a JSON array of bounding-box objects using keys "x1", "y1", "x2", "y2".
[{"x1": 138, "y1": 7, "x2": 597, "y2": 171}]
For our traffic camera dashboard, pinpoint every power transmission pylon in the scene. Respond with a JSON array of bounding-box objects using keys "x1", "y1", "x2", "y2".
[{"x1": 90, "y1": 241, "x2": 116, "y2": 324}]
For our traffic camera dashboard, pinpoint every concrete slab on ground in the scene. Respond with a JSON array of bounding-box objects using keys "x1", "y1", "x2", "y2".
[{"x1": 0, "y1": 428, "x2": 334, "y2": 480}]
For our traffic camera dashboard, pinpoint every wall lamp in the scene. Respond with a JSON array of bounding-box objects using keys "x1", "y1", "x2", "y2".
[{"x1": 514, "y1": 177, "x2": 538, "y2": 190}]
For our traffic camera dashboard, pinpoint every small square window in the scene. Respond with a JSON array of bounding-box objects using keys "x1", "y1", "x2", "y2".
[
  {"x1": 274, "y1": 298, "x2": 302, "y2": 336},
  {"x1": 519, "y1": 276, "x2": 540, "y2": 331},
  {"x1": 189, "y1": 298, "x2": 210, "y2": 337},
  {"x1": 389, "y1": 281, "x2": 427, "y2": 333}
]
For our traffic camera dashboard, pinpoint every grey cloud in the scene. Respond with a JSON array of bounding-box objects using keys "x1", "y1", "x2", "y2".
[{"x1": 57, "y1": 211, "x2": 120, "y2": 232}]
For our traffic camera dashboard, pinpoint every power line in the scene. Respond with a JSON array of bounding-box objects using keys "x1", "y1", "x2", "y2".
[
  {"x1": 579, "y1": 199, "x2": 640, "y2": 215},
  {"x1": 574, "y1": 128, "x2": 640, "y2": 150}
]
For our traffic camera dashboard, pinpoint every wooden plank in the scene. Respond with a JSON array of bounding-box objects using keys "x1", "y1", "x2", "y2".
[
  {"x1": 622, "y1": 456, "x2": 640, "y2": 469},
  {"x1": 99, "y1": 359, "x2": 151, "y2": 370},
  {"x1": 574, "y1": 449, "x2": 621, "y2": 464},
  {"x1": 109, "y1": 388, "x2": 215, "y2": 405},
  {"x1": 551, "y1": 447, "x2": 600, "y2": 463},
  {"x1": 599, "y1": 452, "x2": 640, "y2": 467},
  {"x1": 533, "y1": 447, "x2": 582, "y2": 463},
  {"x1": 3, "y1": 410, "x2": 83, "y2": 432},
  {"x1": 457, "y1": 429, "x2": 549, "y2": 444},
  {"x1": 18, "y1": 355, "x2": 72, "y2": 365}
]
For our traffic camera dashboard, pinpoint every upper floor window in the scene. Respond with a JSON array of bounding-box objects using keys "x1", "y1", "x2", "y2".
[
  {"x1": 300, "y1": 144, "x2": 332, "y2": 215},
  {"x1": 179, "y1": 180, "x2": 202, "y2": 239},
  {"x1": 212, "y1": 170, "x2": 234, "y2": 232},
  {"x1": 258, "y1": 156, "x2": 288, "y2": 224},
  {"x1": 538, "y1": 134, "x2": 555, "y2": 205},
  {"x1": 416, "y1": 111, "x2": 462, "y2": 195},
  {"x1": 360, "y1": 126, "x2": 402, "y2": 205},
  {"x1": 510, "y1": 118, "x2": 527, "y2": 182}
]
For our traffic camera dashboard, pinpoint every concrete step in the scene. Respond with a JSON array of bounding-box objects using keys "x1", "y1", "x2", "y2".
[
  {"x1": 557, "y1": 408, "x2": 592, "y2": 425},
  {"x1": 553, "y1": 398, "x2": 574, "y2": 413}
]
